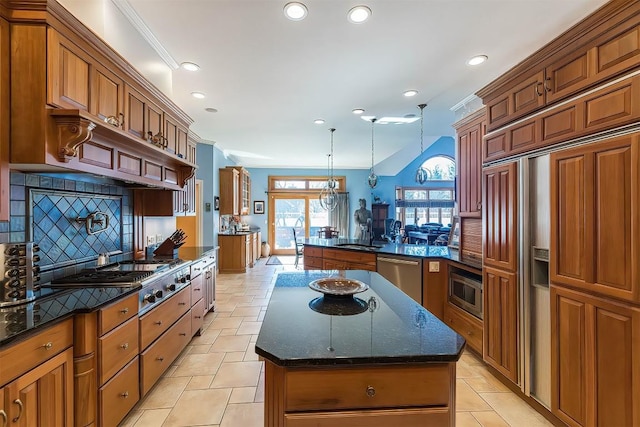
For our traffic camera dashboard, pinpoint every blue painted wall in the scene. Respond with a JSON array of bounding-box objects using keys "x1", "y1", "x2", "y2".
[{"x1": 198, "y1": 136, "x2": 454, "y2": 244}]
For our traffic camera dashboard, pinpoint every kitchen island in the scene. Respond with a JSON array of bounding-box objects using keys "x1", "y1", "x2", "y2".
[{"x1": 255, "y1": 270, "x2": 465, "y2": 427}]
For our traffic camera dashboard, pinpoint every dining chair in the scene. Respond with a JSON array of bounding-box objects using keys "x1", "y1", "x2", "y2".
[{"x1": 292, "y1": 228, "x2": 304, "y2": 268}]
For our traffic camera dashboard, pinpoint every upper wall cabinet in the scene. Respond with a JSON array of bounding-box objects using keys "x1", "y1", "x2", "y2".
[
  {"x1": 0, "y1": 17, "x2": 8, "y2": 222},
  {"x1": 219, "y1": 167, "x2": 240, "y2": 216},
  {"x1": 454, "y1": 109, "x2": 485, "y2": 218},
  {"x1": 478, "y1": 1, "x2": 640, "y2": 133},
  {"x1": 7, "y1": 0, "x2": 195, "y2": 191}
]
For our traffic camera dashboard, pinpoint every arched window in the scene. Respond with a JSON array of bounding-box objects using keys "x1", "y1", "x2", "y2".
[{"x1": 421, "y1": 156, "x2": 455, "y2": 181}]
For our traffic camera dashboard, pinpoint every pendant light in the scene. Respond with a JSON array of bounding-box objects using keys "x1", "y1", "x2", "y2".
[
  {"x1": 368, "y1": 118, "x2": 378, "y2": 189},
  {"x1": 415, "y1": 103, "x2": 429, "y2": 184},
  {"x1": 319, "y1": 128, "x2": 338, "y2": 211}
]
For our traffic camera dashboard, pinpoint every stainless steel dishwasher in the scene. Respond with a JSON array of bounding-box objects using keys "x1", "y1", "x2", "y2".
[{"x1": 376, "y1": 255, "x2": 423, "y2": 304}]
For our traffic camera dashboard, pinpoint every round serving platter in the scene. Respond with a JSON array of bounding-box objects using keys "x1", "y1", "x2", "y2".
[{"x1": 308, "y1": 277, "x2": 369, "y2": 296}]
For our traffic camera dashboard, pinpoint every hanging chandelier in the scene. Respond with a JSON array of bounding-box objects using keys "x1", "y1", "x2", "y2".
[
  {"x1": 415, "y1": 103, "x2": 429, "y2": 184},
  {"x1": 319, "y1": 128, "x2": 338, "y2": 211},
  {"x1": 368, "y1": 118, "x2": 378, "y2": 189}
]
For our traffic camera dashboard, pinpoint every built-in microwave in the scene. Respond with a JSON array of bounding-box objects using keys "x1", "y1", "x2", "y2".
[{"x1": 449, "y1": 271, "x2": 483, "y2": 320}]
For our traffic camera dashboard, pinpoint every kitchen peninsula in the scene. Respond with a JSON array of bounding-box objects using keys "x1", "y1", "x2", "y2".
[{"x1": 255, "y1": 270, "x2": 465, "y2": 426}]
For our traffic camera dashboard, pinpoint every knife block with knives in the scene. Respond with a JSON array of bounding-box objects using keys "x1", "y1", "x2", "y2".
[{"x1": 153, "y1": 229, "x2": 187, "y2": 257}]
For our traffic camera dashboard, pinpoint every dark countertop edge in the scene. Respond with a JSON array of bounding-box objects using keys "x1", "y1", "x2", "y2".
[
  {"x1": 0, "y1": 286, "x2": 141, "y2": 348},
  {"x1": 304, "y1": 240, "x2": 482, "y2": 271},
  {"x1": 255, "y1": 345, "x2": 466, "y2": 368}
]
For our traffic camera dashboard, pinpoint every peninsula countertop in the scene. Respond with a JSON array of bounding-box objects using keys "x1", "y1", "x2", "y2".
[
  {"x1": 255, "y1": 270, "x2": 465, "y2": 367},
  {"x1": 303, "y1": 237, "x2": 482, "y2": 270}
]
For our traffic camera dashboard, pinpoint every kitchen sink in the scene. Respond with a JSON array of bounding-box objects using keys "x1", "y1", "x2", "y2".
[{"x1": 335, "y1": 243, "x2": 383, "y2": 251}]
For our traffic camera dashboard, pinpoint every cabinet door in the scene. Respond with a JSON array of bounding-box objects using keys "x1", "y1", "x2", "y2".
[
  {"x1": 457, "y1": 115, "x2": 484, "y2": 218},
  {"x1": 92, "y1": 64, "x2": 124, "y2": 122},
  {"x1": 483, "y1": 162, "x2": 518, "y2": 272},
  {"x1": 47, "y1": 29, "x2": 90, "y2": 111},
  {"x1": 5, "y1": 348, "x2": 73, "y2": 427},
  {"x1": 483, "y1": 267, "x2": 518, "y2": 383},
  {"x1": 146, "y1": 102, "x2": 164, "y2": 138},
  {"x1": 0, "y1": 17, "x2": 8, "y2": 222},
  {"x1": 124, "y1": 86, "x2": 146, "y2": 139},
  {"x1": 177, "y1": 127, "x2": 189, "y2": 159},
  {"x1": 487, "y1": 71, "x2": 545, "y2": 131},
  {"x1": 551, "y1": 286, "x2": 640, "y2": 427},
  {"x1": 551, "y1": 135, "x2": 640, "y2": 302},
  {"x1": 219, "y1": 168, "x2": 240, "y2": 215},
  {"x1": 165, "y1": 116, "x2": 179, "y2": 154}
]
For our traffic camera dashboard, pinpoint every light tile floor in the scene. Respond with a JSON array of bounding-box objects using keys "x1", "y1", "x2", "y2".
[{"x1": 120, "y1": 258, "x2": 554, "y2": 427}]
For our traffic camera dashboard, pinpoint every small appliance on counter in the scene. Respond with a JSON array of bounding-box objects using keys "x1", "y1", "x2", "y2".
[{"x1": 0, "y1": 242, "x2": 41, "y2": 306}]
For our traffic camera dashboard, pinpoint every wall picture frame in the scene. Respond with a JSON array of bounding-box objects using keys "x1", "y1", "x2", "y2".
[
  {"x1": 448, "y1": 217, "x2": 460, "y2": 249},
  {"x1": 254, "y1": 200, "x2": 265, "y2": 214}
]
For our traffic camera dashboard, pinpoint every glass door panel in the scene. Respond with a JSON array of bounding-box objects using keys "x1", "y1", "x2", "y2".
[
  {"x1": 309, "y1": 198, "x2": 329, "y2": 238},
  {"x1": 273, "y1": 198, "x2": 306, "y2": 254}
]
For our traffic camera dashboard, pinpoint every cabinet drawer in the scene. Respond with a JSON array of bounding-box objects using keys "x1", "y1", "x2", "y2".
[
  {"x1": 139, "y1": 286, "x2": 190, "y2": 350},
  {"x1": 99, "y1": 356, "x2": 139, "y2": 427},
  {"x1": 191, "y1": 275, "x2": 204, "y2": 303},
  {"x1": 444, "y1": 302, "x2": 483, "y2": 354},
  {"x1": 285, "y1": 407, "x2": 450, "y2": 427},
  {"x1": 191, "y1": 298, "x2": 205, "y2": 336},
  {"x1": 304, "y1": 246, "x2": 322, "y2": 258},
  {"x1": 99, "y1": 293, "x2": 138, "y2": 335},
  {"x1": 98, "y1": 316, "x2": 139, "y2": 385},
  {"x1": 323, "y1": 248, "x2": 376, "y2": 265},
  {"x1": 286, "y1": 364, "x2": 451, "y2": 411},
  {"x1": 0, "y1": 318, "x2": 73, "y2": 385},
  {"x1": 140, "y1": 312, "x2": 192, "y2": 396}
]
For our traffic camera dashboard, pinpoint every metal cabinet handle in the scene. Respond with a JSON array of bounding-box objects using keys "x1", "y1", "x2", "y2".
[
  {"x1": 195, "y1": 315, "x2": 201, "y2": 319},
  {"x1": 154, "y1": 321, "x2": 163, "y2": 325},
  {"x1": 194, "y1": 288, "x2": 201, "y2": 291},
  {"x1": 120, "y1": 391, "x2": 129, "y2": 398},
  {"x1": 42, "y1": 342, "x2": 53, "y2": 350},
  {"x1": 544, "y1": 76, "x2": 552, "y2": 92},
  {"x1": 179, "y1": 332, "x2": 187, "y2": 336},
  {"x1": 12, "y1": 399, "x2": 23, "y2": 422},
  {"x1": 178, "y1": 302, "x2": 186, "y2": 306},
  {"x1": 120, "y1": 307, "x2": 129, "y2": 314},
  {"x1": 535, "y1": 82, "x2": 543, "y2": 96},
  {"x1": 366, "y1": 386, "x2": 376, "y2": 397},
  {"x1": 1, "y1": 409, "x2": 7, "y2": 427},
  {"x1": 120, "y1": 343, "x2": 129, "y2": 350},
  {"x1": 156, "y1": 356, "x2": 164, "y2": 362}
]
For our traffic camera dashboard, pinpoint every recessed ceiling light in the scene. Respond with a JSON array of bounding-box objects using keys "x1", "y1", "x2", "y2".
[
  {"x1": 205, "y1": 107, "x2": 218, "y2": 113},
  {"x1": 191, "y1": 91, "x2": 206, "y2": 99},
  {"x1": 314, "y1": 119, "x2": 325, "y2": 124},
  {"x1": 467, "y1": 55, "x2": 488, "y2": 66},
  {"x1": 403, "y1": 90, "x2": 418, "y2": 97},
  {"x1": 284, "y1": 2, "x2": 308, "y2": 21},
  {"x1": 348, "y1": 5, "x2": 371, "y2": 24},
  {"x1": 180, "y1": 62, "x2": 200, "y2": 71},
  {"x1": 352, "y1": 108, "x2": 365, "y2": 115}
]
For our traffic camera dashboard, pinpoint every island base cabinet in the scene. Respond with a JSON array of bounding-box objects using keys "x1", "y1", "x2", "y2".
[
  {"x1": 264, "y1": 361, "x2": 456, "y2": 427},
  {"x1": 98, "y1": 356, "x2": 139, "y2": 427}
]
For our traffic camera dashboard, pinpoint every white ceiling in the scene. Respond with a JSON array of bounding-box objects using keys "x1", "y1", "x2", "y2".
[{"x1": 60, "y1": 0, "x2": 608, "y2": 172}]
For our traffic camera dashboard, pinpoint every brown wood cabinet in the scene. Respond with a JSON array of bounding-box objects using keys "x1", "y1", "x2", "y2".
[
  {"x1": 482, "y1": 162, "x2": 518, "y2": 272},
  {"x1": 371, "y1": 203, "x2": 389, "y2": 240},
  {"x1": 454, "y1": 109, "x2": 485, "y2": 218},
  {"x1": 0, "y1": 16, "x2": 8, "y2": 222},
  {"x1": 550, "y1": 134, "x2": 640, "y2": 303},
  {"x1": 265, "y1": 361, "x2": 456, "y2": 427},
  {"x1": 550, "y1": 285, "x2": 640, "y2": 427},
  {"x1": 0, "y1": 319, "x2": 74, "y2": 427},
  {"x1": 483, "y1": 266, "x2": 518, "y2": 383},
  {"x1": 322, "y1": 248, "x2": 377, "y2": 271},
  {"x1": 219, "y1": 233, "x2": 256, "y2": 273},
  {"x1": 444, "y1": 302, "x2": 483, "y2": 355},
  {"x1": 219, "y1": 168, "x2": 240, "y2": 216},
  {"x1": 303, "y1": 246, "x2": 324, "y2": 270},
  {"x1": 480, "y1": 4, "x2": 640, "y2": 133}
]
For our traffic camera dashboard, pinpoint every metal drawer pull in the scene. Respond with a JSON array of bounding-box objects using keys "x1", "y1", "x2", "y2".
[
  {"x1": 156, "y1": 356, "x2": 164, "y2": 362},
  {"x1": 194, "y1": 288, "x2": 201, "y2": 291},
  {"x1": 195, "y1": 315, "x2": 201, "y2": 319},
  {"x1": 366, "y1": 386, "x2": 376, "y2": 397},
  {"x1": 1, "y1": 409, "x2": 7, "y2": 427},
  {"x1": 120, "y1": 308, "x2": 129, "y2": 314},
  {"x1": 154, "y1": 321, "x2": 163, "y2": 325},
  {"x1": 121, "y1": 343, "x2": 129, "y2": 350},
  {"x1": 42, "y1": 342, "x2": 53, "y2": 350},
  {"x1": 179, "y1": 332, "x2": 187, "y2": 336},
  {"x1": 120, "y1": 391, "x2": 129, "y2": 398},
  {"x1": 178, "y1": 302, "x2": 186, "y2": 306},
  {"x1": 12, "y1": 399, "x2": 23, "y2": 422}
]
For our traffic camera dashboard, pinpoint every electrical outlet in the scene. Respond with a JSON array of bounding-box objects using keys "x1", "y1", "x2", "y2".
[
  {"x1": 147, "y1": 235, "x2": 156, "y2": 245},
  {"x1": 156, "y1": 234, "x2": 162, "y2": 243},
  {"x1": 428, "y1": 261, "x2": 440, "y2": 272}
]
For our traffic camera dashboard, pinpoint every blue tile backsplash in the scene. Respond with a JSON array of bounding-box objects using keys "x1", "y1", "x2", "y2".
[{"x1": 3, "y1": 171, "x2": 134, "y2": 280}]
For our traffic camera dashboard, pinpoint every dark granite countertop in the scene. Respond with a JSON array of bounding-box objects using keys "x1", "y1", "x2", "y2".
[
  {"x1": 304, "y1": 237, "x2": 482, "y2": 270},
  {"x1": 255, "y1": 270, "x2": 465, "y2": 367},
  {"x1": 176, "y1": 246, "x2": 218, "y2": 261},
  {"x1": 0, "y1": 286, "x2": 139, "y2": 347}
]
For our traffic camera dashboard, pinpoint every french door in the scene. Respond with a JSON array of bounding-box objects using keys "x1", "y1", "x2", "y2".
[{"x1": 268, "y1": 194, "x2": 328, "y2": 255}]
